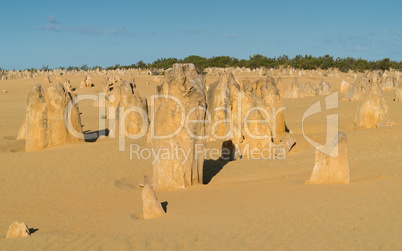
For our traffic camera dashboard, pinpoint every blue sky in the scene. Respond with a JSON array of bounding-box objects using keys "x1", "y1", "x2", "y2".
[{"x1": 1, "y1": 0, "x2": 402, "y2": 70}]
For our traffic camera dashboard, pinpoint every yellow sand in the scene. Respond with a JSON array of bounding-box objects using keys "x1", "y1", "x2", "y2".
[{"x1": 0, "y1": 71, "x2": 401, "y2": 249}]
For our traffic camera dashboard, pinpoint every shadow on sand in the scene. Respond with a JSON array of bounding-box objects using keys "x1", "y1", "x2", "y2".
[
  {"x1": 83, "y1": 129, "x2": 109, "y2": 142},
  {"x1": 203, "y1": 159, "x2": 230, "y2": 184},
  {"x1": 161, "y1": 201, "x2": 168, "y2": 213},
  {"x1": 29, "y1": 228, "x2": 39, "y2": 234}
]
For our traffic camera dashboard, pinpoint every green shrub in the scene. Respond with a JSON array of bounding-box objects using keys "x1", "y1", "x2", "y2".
[{"x1": 21, "y1": 55, "x2": 402, "y2": 73}]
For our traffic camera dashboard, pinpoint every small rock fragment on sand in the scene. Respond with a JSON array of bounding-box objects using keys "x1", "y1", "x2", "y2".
[
  {"x1": 5, "y1": 221, "x2": 31, "y2": 238},
  {"x1": 142, "y1": 184, "x2": 165, "y2": 219}
]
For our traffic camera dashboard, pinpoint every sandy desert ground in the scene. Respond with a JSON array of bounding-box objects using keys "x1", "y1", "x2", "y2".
[{"x1": 0, "y1": 70, "x2": 401, "y2": 250}]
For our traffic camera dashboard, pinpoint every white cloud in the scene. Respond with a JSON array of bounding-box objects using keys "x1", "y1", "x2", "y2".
[
  {"x1": 227, "y1": 33, "x2": 239, "y2": 39},
  {"x1": 105, "y1": 26, "x2": 132, "y2": 36},
  {"x1": 391, "y1": 29, "x2": 402, "y2": 37},
  {"x1": 76, "y1": 25, "x2": 102, "y2": 35},
  {"x1": 353, "y1": 46, "x2": 364, "y2": 51},
  {"x1": 47, "y1": 15, "x2": 59, "y2": 24},
  {"x1": 37, "y1": 15, "x2": 133, "y2": 36},
  {"x1": 37, "y1": 15, "x2": 63, "y2": 31}
]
